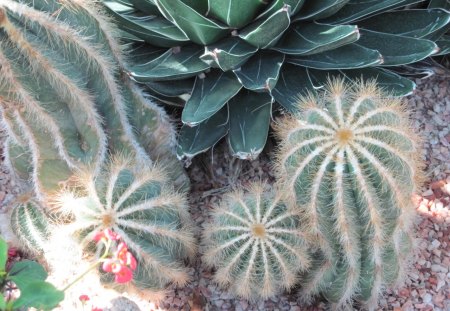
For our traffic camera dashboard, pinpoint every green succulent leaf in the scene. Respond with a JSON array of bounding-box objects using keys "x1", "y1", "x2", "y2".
[
  {"x1": 272, "y1": 64, "x2": 315, "y2": 112},
  {"x1": 358, "y1": 29, "x2": 438, "y2": 66},
  {"x1": 0, "y1": 237, "x2": 7, "y2": 271},
  {"x1": 428, "y1": 0, "x2": 450, "y2": 9},
  {"x1": 287, "y1": 44, "x2": 382, "y2": 69},
  {"x1": 8, "y1": 260, "x2": 47, "y2": 289},
  {"x1": 177, "y1": 106, "x2": 228, "y2": 158},
  {"x1": 239, "y1": 5, "x2": 291, "y2": 48},
  {"x1": 103, "y1": 1, "x2": 189, "y2": 47},
  {"x1": 155, "y1": 0, "x2": 229, "y2": 45},
  {"x1": 182, "y1": 70, "x2": 242, "y2": 125},
  {"x1": 12, "y1": 281, "x2": 64, "y2": 310},
  {"x1": 129, "y1": 45, "x2": 209, "y2": 82},
  {"x1": 293, "y1": 0, "x2": 349, "y2": 21},
  {"x1": 323, "y1": 0, "x2": 426, "y2": 24},
  {"x1": 233, "y1": 50, "x2": 284, "y2": 92},
  {"x1": 435, "y1": 35, "x2": 450, "y2": 55},
  {"x1": 0, "y1": 295, "x2": 5, "y2": 311},
  {"x1": 200, "y1": 37, "x2": 258, "y2": 71},
  {"x1": 273, "y1": 22, "x2": 359, "y2": 55},
  {"x1": 208, "y1": 0, "x2": 267, "y2": 28},
  {"x1": 258, "y1": 0, "x2": 306, "y2": 19},
  {"x1": 129, "y1": 0, "x2": 160, "y2": 15},
  {"x1": 358, "y1": 9, "x2": 450, "y2": 39},
  {"x1": 228, "y1": 91, "x2": 272, "y2": 159},
  {"x1": 146, "y1": 89, "x2": 187, "y2": 107},
  {"x1": 146, "y1": 78, "x2": 194, "y2": 97}
]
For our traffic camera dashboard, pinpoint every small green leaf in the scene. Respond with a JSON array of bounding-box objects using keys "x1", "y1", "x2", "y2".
[
  {"x1": 358, "y1": 9, "x2": 450, "y2": 39},
  {"x1": 272, "y1": 64, "x2": 315, "y2": 112},
  {"x1": 8, "y1": 260, "x2": 47, "y2": 289},
  {"x1": 293, "y1": 0, "x2": 348, "y2": 21},
  {"x1": 155, "y1": 0, "x2": 228, "y2": 45},
  {"x1": 273, "y1": 22, "x2": 359, "y2": 55},
  {"x1": 201, "y1": 37, "x2": 258, "y2": 71},
  {"x1": 323, "y1": 0, "x2": 425, "y2": 24},
  {"x1": 129, "y1": 45, "x2": 209, "y2": 82},
  {"x1": 239, "y1": 5, "x2": 291, "y2": 48},
  {"x1": 357, "y1": 29, "x2": 438, "y2": 66},
  {"x1": 182, "y1": 70, "x2": 242, "y2": 125},
  {"x1": 287, "y1": 44, "x2": 383, "y2": 69},
  {"x1": 233, "y1": 50, "x2": 284, "y2": 92},
  {"x1": 208, "y1": 0, "x2": 267, "y2": 28},
  {"x1": 12, "y1": 281, "x2": 64, "y2": 310},
  {"x1": 177, "y1": 107, "x2": 229, "y2": 159},
  {"x1": 0, "y1": 237, "x2": 7, "y2": 271},
  {"x1": 228, "y1": 91, "x2": 272, "y2": 160}
]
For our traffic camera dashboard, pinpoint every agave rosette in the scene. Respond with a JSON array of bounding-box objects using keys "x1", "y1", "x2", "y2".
[{"x1": 103, "y1": 0, "x2": 450, "y2": 159}]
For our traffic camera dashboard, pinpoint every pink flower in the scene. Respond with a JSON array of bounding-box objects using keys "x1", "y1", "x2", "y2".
[
  {"x1": 93, "y1": 229, "x2": 120, "y2": 243},
  {"x1": 79, "y1": 294, "x2": 90, "y2": 303},
  {"x1": 91, "y1": 307, "x2": 103, "y2": 311},
  {"x1": 114, "y1": 265, "x2": 133, "y2": 283}
]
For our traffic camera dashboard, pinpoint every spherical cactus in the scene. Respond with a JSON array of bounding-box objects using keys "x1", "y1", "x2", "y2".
[
  {"x1": 275, "y1": 78, "x2": 421, "y2": 309},
  {"x1": 55, "y1": 154, "x2": 196, "y2": 294},
  {"x1": 202, "y1": 182, "x2": 310, "y2": 301}
]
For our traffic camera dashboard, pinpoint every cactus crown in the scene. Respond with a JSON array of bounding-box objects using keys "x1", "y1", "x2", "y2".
[
  {"x1": 203, "y1": 182, "x2": 310, "y2": 301},
  {"x1": 275, "y1": 78, "x2": 421, "y2": 308}
]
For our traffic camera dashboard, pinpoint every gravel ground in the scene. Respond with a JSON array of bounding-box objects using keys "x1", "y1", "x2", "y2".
[{"x1": 0, "y1": 75, "x2": 449, "y2": 310}]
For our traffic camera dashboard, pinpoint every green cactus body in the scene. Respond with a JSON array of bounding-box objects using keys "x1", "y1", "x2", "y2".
[
  {"x1": 275, "y1": 79, "x2": 420, "y2": 309},
  {"x1": 203, "y1": 182, "x2": 310, "y2": 301},
  {"x1": 58, "y1": 154, "x2": 196, "y2": 293},
  {"x1": 0, "y1": 0, "x2": 188, "y2": 202},
  {"x1": 103, "y1": 0, "x2": 450, "y2": 159}
]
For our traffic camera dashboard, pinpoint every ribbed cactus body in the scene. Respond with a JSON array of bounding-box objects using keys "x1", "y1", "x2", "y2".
[
  {"x1": 0, "y1": 0, "x2": 188, "y2": 202},
  {"x1": 275, "y1": 79, "x2": 420, "y2": 308},
  {"x1": 203, "y1": 182, "x2": 310, "y2": 301},
  {"x1": 10, "y1": 196, "x2": 53, "y2": 254},
  {"x1": 59, "y1": 155, "x2": 196, "y2": 292}
]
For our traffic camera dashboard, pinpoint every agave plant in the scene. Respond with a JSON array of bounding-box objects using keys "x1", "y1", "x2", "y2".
[{"x1": 102, "y1": 0, "x2": 450, "y2": 159}]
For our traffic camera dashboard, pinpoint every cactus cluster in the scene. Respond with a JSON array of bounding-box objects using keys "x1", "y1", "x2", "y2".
[
  {"x1": 103, "y1": 0, "x2": 450, "y2": 159},
  {"x1": 1, "y1": 0, "x2": 193, "y2": 296},
  {"x1": 274, "y1": 78, "x2": 421, "y2": 308},
  {"x1": 203, "y1": 182, "x2": 310, "y2": 301}
]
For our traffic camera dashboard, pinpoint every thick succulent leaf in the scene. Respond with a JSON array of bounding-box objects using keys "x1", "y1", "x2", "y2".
[
  {"x1": 323, "y1": 0, "x2": 426, "y2": 24},
  {"x1": 145, "y1": 78, "x2": 194, "y2": 97},
  {"x1": 200, "y1": 37, "x2": 258, "y2": 71},
  {"x1": 233, "y1": 51, "x2": 285, "y2": 92},
  {"x1": 228, "y1": 91, "x2": 272, "y2": 160},
  {"x1": 182, "y1": 71, "x2": 242, "y2": 125},
  {"x1": 239, "y1": 5, "x2": 291, "y2": 48},
  {"x1": 208, "y1": 0, "x2": 267, "y2": 28},
  {"x1": 272, "y1": 64, "x2": 315, "y2": 112},
  {"x1": 258, "y1": 0, "x2": 306, "y2": 19},
  {"x1": 273, "y1": 22, "x2": 359, "y2": 55},
  {"x1": 146, "y1": 90, "x2": 187, "y2": 107},
  {"x1": 129, "y1": 0, "x2": 160, "y2": 15},
  {"x1": 293, "y1": 0, "x2": 349, "y2": 21},
  {"x1": 435, "y1": 35, "x2": 450, "y2": 55},
  {"x1": 177, "y1": 106, "x2": 229, "y2": 159},
  {"x1": 180, "y1": 0, "x2": 208, "y2": 13},
  {"x1": 358, "y1": 9, "x2": 450, "y2": 38},
  {"x1": 428, "y1": 0, "x2": 450, "y2": 10},
  {"x1": 358, "y1": 29, "x2": 438, "y2": 66},
  {"x1": 287, "y1": 44, "x2": 382, "y2": 69},
  {"x1": 103, "y1": 1, "x2": 189, "y2": 47},
  {"x1": 128, "y1": 45, "x2": 209, "y2": 82},
  {"x1": 155, "y1": 0, "x2": 228, "y2": 45}
]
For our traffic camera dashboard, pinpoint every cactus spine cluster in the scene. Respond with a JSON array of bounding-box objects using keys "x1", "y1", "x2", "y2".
[
  {"x1": 1, "y1": 0, "x2": 193, "y2": 296},
  {"x1": 203, "y1": 182, "x2": 310, "y2": 301},
  {"x1": 275, "y1": 78, "x2": 421, "y2": 308}
]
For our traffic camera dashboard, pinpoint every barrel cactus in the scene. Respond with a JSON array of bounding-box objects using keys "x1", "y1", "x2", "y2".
[
  {"x1": 274, "y1": 78, "x2": 421, "y2": 308},
  {"x1": 0, "y1": 0, "x2": 188, "y2": 205},
  {"x1": 202, "y1": 182, "x2": 310, "y2": 301},
  {"x1": 102, "y1": 0, "x2": 450, "y2": 159}
]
